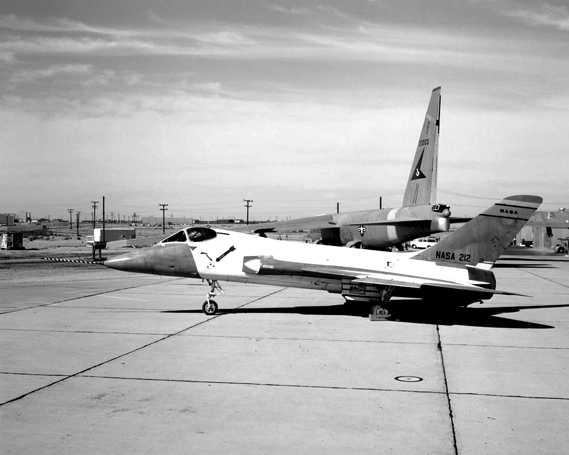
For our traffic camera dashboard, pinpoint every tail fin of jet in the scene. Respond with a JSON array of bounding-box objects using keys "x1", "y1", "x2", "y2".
[
  {"x1": 412, "y1": 195, "x2": 542, "y2": 268},
  {"x1": 402, "y1": 86, "x2": 441, "y2": 207}
]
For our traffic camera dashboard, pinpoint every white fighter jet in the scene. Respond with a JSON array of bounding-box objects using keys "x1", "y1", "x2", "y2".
[{"x1": 105, "y1": 195, "x2": 542, "y2": 318}]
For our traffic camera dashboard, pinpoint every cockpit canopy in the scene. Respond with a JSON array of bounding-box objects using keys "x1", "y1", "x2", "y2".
[{"x1": 161, "y1": 227, "x2": 217, "y2": 244}]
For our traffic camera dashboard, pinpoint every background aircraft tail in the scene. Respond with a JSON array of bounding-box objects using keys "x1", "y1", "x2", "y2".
[
  {"x1": 412, "y1": 195, "x2": 542, "y2": 268},
  {"x1": 402, "y1": 86, "x2": 441, "y2": 207}
]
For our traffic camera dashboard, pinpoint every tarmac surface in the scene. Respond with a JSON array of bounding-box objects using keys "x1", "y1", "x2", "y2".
[{"x1": 1, "y1": 252, "x2": 568, "y2": 454}]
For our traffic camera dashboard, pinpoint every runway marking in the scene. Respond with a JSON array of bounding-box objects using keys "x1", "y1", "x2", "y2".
[{"x1": 103, "y1": 295, "x2": 149, "y2": 302}]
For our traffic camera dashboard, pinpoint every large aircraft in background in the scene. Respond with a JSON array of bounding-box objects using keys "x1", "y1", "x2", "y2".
[
  {"x1": 237, "y1": 86, "x2": 467, "y2": 250},
  {"x1": 105, "y1": 195, "x2": 542, "y2": 319}
]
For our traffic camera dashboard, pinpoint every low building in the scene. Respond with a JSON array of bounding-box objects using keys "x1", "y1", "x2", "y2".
[
  {"x1": 518, "y1": 210, "x2": 569, "y2": 250},
  {"x1": 0, "y1": 213, "x2": 15, "y2": 226},
  {"x1": 0, "y1": 228, "x2": 24, "y2": 250},
  {"x1": 86, "y1": 228, "x2": 136, "y2": 246}
]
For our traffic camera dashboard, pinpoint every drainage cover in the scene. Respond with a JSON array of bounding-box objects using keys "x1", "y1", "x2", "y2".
[{"x1": 395, "y1": 376, "x2": 423, "y2": 382}]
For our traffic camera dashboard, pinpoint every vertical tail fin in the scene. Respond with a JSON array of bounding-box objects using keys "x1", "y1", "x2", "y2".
[
  {"x1": 402, "y1": 86, "x2": 441, "y2": 207},
  {"x1": 412, "y1": 195, "x2": 542, "y2": 268}
]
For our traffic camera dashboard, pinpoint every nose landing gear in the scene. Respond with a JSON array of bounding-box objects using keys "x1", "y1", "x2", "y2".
[{"x1": 202, "y1": 279, "x2": 223, "y2": 315}]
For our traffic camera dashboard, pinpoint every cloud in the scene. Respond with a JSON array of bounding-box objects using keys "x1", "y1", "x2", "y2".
[
  {"x1": 0, "y1": 51, "x2": 14, "y2": 63},
  {"x1": 12, "y1": 63, "x2": 91, "y2": 82},
  {"x1": 0, "y1": 14, "x2": 132, "y2": 36},
  {"x1": 497, "y1": 2, "x2": 569, "y2": 31}
]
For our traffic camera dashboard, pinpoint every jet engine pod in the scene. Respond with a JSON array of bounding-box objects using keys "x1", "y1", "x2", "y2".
[
  {"x1": 243, "y1": 255, "x2": 307, "y2": 276},
  {"x1": 242, "y1": 256, "x2": 262, "y2": 274}
]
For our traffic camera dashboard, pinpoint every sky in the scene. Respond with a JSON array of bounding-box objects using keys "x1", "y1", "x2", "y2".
[{"x1": 1, "y1": 0, "x2": 568, "y2": 222}]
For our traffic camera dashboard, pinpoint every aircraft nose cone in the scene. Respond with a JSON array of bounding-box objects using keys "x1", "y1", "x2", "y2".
[
  {"x1": 104, "y1": 244, "x2": 200, "y2": 278},
  {"x1": 104, "y1": 250, "x2": 151, "y2": 274}
]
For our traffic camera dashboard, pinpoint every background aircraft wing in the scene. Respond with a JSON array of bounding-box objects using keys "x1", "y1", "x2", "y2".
[
  {"x1": 449, "y1": 216, "x2": 472, "y2": 224},
  {"x1": 344, "y1": 216, "x2": 471, "y2": 227},
  {"x1": 231, "y1": 214, "x2": 337, "y2": 233},
  {"x1": 105, "y1": 235, "x2": 166, "y2": 249},
  {"x1": 344, "y1": 218, "x2": 440, "y2": 227}
]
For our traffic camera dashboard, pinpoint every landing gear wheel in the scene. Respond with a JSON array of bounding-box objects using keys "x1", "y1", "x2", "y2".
[
  {"x1": 202, "y1": 300, "x2": 218, "y2": 315},
  {"x1": 370, "y1": 304, "x2": 391, "y2": 321}
]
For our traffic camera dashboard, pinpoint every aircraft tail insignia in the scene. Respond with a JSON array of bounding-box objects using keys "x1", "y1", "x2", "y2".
[
  {"x1": 410, "y1": 149, "x2": 426, "y2": 181},
  {"x1": 411, "y1": 195, "x2": 542, "y2": 267},
  {"x1": 402, "y1": 86, "x2": 441, "y2": 207}
]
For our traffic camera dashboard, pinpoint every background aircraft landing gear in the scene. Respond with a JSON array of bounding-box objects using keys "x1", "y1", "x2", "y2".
[{"x1": 202, "y1": 279, "x2": 223, "y2": 315}]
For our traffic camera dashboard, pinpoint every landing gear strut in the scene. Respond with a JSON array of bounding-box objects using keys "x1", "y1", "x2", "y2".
[
  {"x1": 369, "y1": 286, "x2": 394, "y2": 321},
  {"x1": 370, "y1": 304, "x2": 391, "y2": 320},
  {"x1": 202, "y1": 279, "x2": 223, "y2": 315}
]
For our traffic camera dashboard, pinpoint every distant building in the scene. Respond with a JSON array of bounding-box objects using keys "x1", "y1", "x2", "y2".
[
  {"x1": 141, "y1": 216, "x2": 194, "y2": 226},
  {"x1": 0, "y1": 213, "x2": 15, "y2": 225}
]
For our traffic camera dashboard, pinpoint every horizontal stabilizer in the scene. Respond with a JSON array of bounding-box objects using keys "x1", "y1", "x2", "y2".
[{"x1": 354, "y1": 276, "x2": 527, "y2": 297}]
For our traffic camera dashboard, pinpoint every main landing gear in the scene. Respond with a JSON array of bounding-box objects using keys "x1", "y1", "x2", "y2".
[
  {"x1": 369, "y1": 286, "x2": 394, "y2": 320},
  {"x1": 369, "y1": 304, "x2": 392, "y2": 320},
  {"x1": 343, "y1": 285, "x2": 395, "y2": 320},
  {"x1": 202, "y1": 279, "x2": 223, "y2": 315}
]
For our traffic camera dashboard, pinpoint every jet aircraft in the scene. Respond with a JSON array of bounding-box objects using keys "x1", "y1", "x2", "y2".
[
  {"x1": 105, "y1": 195, "x2": 542, "y2": 319},
  {"x1": 236, "y1": 86, "x2": 461, "y2": 250}
]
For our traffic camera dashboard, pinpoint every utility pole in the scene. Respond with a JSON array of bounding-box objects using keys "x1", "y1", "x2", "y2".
[
  {"x1": 102, "y1": 196, "x2": 106, "y2": 243},
  {"x1": 76, "y1": 212, "x2": 81, "y2": 238},
  {"x1": 379, "y1": 196, "x2": 382, "y2": 210},
  {"x1": 67, "y1": 208, "x2": 74, "y2": 230},
  {"x1": 159, "y1": 204, "x2": 168, "y2": 234},
  {"x1": 336, "y1": 202, "x2": 339, "y2": 214},
  {"x1": 91, "y1": 201, "x2": 99, "y2": 229},
  {"x1": 243, "y1": 199, "x2": 253, "y2": 225}
]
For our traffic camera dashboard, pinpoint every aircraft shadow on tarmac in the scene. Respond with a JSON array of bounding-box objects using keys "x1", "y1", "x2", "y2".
[
  {"x1": 164, "y1": 301, "x2": 568, "y2": 329},
  {"x1": 492, "y1": 263, "x2": 557, "y2": 269},
  {"x1": 494, "y1": 257, "x2": 566, "y2": 268}
]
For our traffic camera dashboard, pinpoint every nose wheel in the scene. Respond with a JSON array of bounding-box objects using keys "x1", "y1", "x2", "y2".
[
  {"x1": 202, "y1": 300, "x2": 218, "y2": 315},
  {"x1": 202, "y1": 279, "x2": 223, "y2": 315}
]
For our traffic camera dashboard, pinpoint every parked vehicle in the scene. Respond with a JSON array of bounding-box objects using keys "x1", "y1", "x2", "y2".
[
  {"x1": 410, "y1": 237, "x2": 438, "y2": 249},
  {"x1": 553, "y1": 238, "x2": 568, "y2": 253}
]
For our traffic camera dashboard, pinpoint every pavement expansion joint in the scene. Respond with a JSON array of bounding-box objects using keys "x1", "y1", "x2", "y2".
[
  {"x1": 185, "y1": 333, "x2": 433, "y2": 346},
  {"x1": 450, "y1": 391, "x2": 569, "y2": 401},
  {"x1": 436, "y1": 324, "x2": 459, "y2": 455},
  {"x1": 78, "y1": 374, "x2": 446, "y2": 395},
  {"x1": 521, "y1": 269, "x2": 569, "y2": 289}
]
